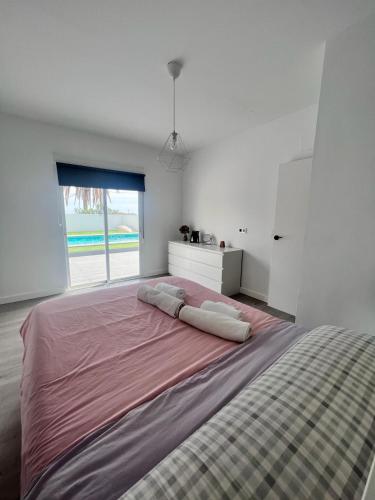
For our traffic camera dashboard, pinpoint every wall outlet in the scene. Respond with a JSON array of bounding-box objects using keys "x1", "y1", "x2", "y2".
[{"x1": 239, "y1": 227, "x2": 248, "y2": 233}]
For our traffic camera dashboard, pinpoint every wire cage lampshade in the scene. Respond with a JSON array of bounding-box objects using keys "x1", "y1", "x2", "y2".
[{"x1": 158, "y1": 60, "x2": 189, "y2": 172}]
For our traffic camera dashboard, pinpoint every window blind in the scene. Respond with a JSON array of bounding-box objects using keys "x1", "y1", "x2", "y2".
[{"x1": 56, "y1": 162, "x2": 145, "y2": 192}]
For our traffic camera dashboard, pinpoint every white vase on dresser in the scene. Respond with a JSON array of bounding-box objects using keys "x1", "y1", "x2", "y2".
[{"x1": 168, "y1": 241, "x2": 242, "y2": 296}]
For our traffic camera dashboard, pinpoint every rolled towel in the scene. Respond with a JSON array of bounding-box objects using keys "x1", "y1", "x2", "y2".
[
  {"x1": 200, "y1": 300, "x2": 243, "y2": 320},
  {"x1": 137, "y1": 285, "x2": 184, "y2": 318},
  {"x1": 179, "y1": 306, "x2": 251, "y2": 343},
  {"x1": 155, "y1": 282, "x2": 186, "y2": 300}
]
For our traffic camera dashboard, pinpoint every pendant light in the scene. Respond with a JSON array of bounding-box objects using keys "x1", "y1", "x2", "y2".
[{"x1": 158, "y1": 60, "x2": 189, "y2": 172}]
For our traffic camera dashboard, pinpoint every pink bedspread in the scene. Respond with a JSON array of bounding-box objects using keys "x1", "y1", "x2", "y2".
[{"x1": 20, "y1": 276, "x2": 281, "y2": 494}]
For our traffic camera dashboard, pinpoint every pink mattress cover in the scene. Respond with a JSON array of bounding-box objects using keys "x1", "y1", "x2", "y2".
[{"x1": 20, "y1": 276, "x2": 281, "y2": 493}]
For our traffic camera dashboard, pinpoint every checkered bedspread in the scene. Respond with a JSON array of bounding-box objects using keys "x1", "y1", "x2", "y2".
[{"x1": 120, "y1": 325, "x2": 375, "y2": 500}]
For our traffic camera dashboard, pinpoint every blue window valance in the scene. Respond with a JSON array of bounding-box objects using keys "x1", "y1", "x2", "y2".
[{"x1": 56, "y1": 162, "x2": 145, "y2": 192}]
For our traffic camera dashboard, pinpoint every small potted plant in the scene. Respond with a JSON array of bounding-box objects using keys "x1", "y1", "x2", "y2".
[{"x1": 179, "y1": 225, "x2": 190, "y2": 241}]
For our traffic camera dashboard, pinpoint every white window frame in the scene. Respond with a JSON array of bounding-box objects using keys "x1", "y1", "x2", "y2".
[{"x1": 60, "y1": 186, "x2": 143, "y2": 288}]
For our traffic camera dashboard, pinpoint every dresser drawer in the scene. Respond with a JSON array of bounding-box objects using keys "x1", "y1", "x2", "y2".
[
  {"x1": 168, "y1": 241, "x2": 242, "y2": 296},
  {"x1": 169, "y1": 263, "x2": 222, "y2": 293},
  {"x1": 189, "y1": 247, "x2": 223, "y2": 268},
  {"x1": 168, "y1": 242, "x2": 223, "y2": 268},
  {"x1": 168, "y1": 242, "x2": 191, "y2": 260},
  {"x1": 168, "y1": 253, "x2": 222, "y2": 282}
]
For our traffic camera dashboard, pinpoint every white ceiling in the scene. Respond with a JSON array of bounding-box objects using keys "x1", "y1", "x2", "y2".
[{"x1": 0, "y1": 0, "x2": 373, "y2": 150}]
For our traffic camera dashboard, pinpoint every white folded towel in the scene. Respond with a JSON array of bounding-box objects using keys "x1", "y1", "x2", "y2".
[
  {"x1": 179, "y1": 306, "x2": 251, "y2": 343},
  {"x1": 200, "y1": 300, "x2": 243, "y2": 320},
  {"x1": 155, "y1": 282, "x2": 186, "y2": 300},
  {"x1": 137, "y1": 285, "x2": 184, "y2": 318}
]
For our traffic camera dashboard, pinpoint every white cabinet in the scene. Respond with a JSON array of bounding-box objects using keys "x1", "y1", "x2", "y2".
[{"x1": 168, "y1": 241, "x2": 242, "y2": 296}]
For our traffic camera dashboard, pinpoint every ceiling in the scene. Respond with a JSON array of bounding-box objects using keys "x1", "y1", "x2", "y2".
[{"x1": 0, "y1": 0, "x2": 373, "y2": 150}]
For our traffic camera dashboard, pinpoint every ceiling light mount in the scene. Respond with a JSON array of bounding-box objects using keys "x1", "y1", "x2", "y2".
[
  {"x1": 167, "y1": 60, "x2": 182, "y2": 80},
  {"x1": 158, "y1": 60, "x2": 189, "y2": 172}
]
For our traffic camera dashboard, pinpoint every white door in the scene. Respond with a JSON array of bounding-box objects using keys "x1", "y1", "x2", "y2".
[{"x1": 268, "y1": 158, "x2": 312, "y2": 316}]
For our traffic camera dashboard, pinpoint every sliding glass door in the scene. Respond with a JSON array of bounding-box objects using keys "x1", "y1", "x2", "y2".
[
  {"x1": 106, "y1": 189, "x2": 140, "y2": 281},
  {"x1": 63, "y1": 187, "x2": 140, "y2": 287}
]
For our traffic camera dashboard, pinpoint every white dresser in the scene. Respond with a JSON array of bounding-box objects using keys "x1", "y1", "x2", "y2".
[{"x1": 168, "y1": 241, "x2": 242, "y2": 296}]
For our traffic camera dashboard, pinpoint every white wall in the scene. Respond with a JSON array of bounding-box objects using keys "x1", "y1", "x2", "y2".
[
  {"x1": 297, "y1": 13, "x2": 375, "y2": 334},
  {"x1": 0, "y1": 113, "x2": 182, "y2": 303},
  {"x1": 65, "y1": 214, "x2": 139, "y2": 232},
  {"x1": 182, "y1": 105, "x2": 318, "y2": 301}
]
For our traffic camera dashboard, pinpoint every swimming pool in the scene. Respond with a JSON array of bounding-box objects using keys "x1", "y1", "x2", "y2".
[{"x1": 68, "y1": 233, "x2": 139, "y2": 247}]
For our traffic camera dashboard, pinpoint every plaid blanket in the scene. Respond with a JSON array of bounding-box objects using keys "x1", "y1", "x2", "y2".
[{"x1": 121, "y1": 325, "x2": 375, "y2": 500}]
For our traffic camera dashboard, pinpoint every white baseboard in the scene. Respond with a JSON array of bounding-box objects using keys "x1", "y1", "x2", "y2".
[
  {"x1": 0, "y1": 288, "x2": 66, "y2": 305},
  {"x1": 240, "y1": 286, "x2": 268, "y2": 303}
]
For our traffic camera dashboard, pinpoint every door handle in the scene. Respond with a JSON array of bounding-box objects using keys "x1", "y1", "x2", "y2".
[{"x1": 274, "y1": 235, "x2": 283, "y2": 240}]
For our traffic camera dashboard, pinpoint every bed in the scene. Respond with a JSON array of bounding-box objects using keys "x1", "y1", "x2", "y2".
[
  {"x1": 122, "y1": 324, "x2": 375, "y2": 500},
  {"x1": 20, "y1": 276, "x2": 374, "y2": 499}
]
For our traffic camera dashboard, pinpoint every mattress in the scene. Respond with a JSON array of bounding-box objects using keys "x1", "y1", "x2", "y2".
[{"x1": 20, "y1": 276, "x2": 306, "y2": 499}]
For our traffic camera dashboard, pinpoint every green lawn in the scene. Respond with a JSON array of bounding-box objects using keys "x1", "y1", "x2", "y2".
[
  {"x1": 67, "y1": 229, "x2": 139, "y2": 255},
  {"x1": 69, "y1": 241, "x2": 139, "y2": 255}
]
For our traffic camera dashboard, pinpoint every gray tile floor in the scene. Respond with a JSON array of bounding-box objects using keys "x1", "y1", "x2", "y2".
[{"x1": 231, "y1": 293, "x2": 295, "y2": 323}]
